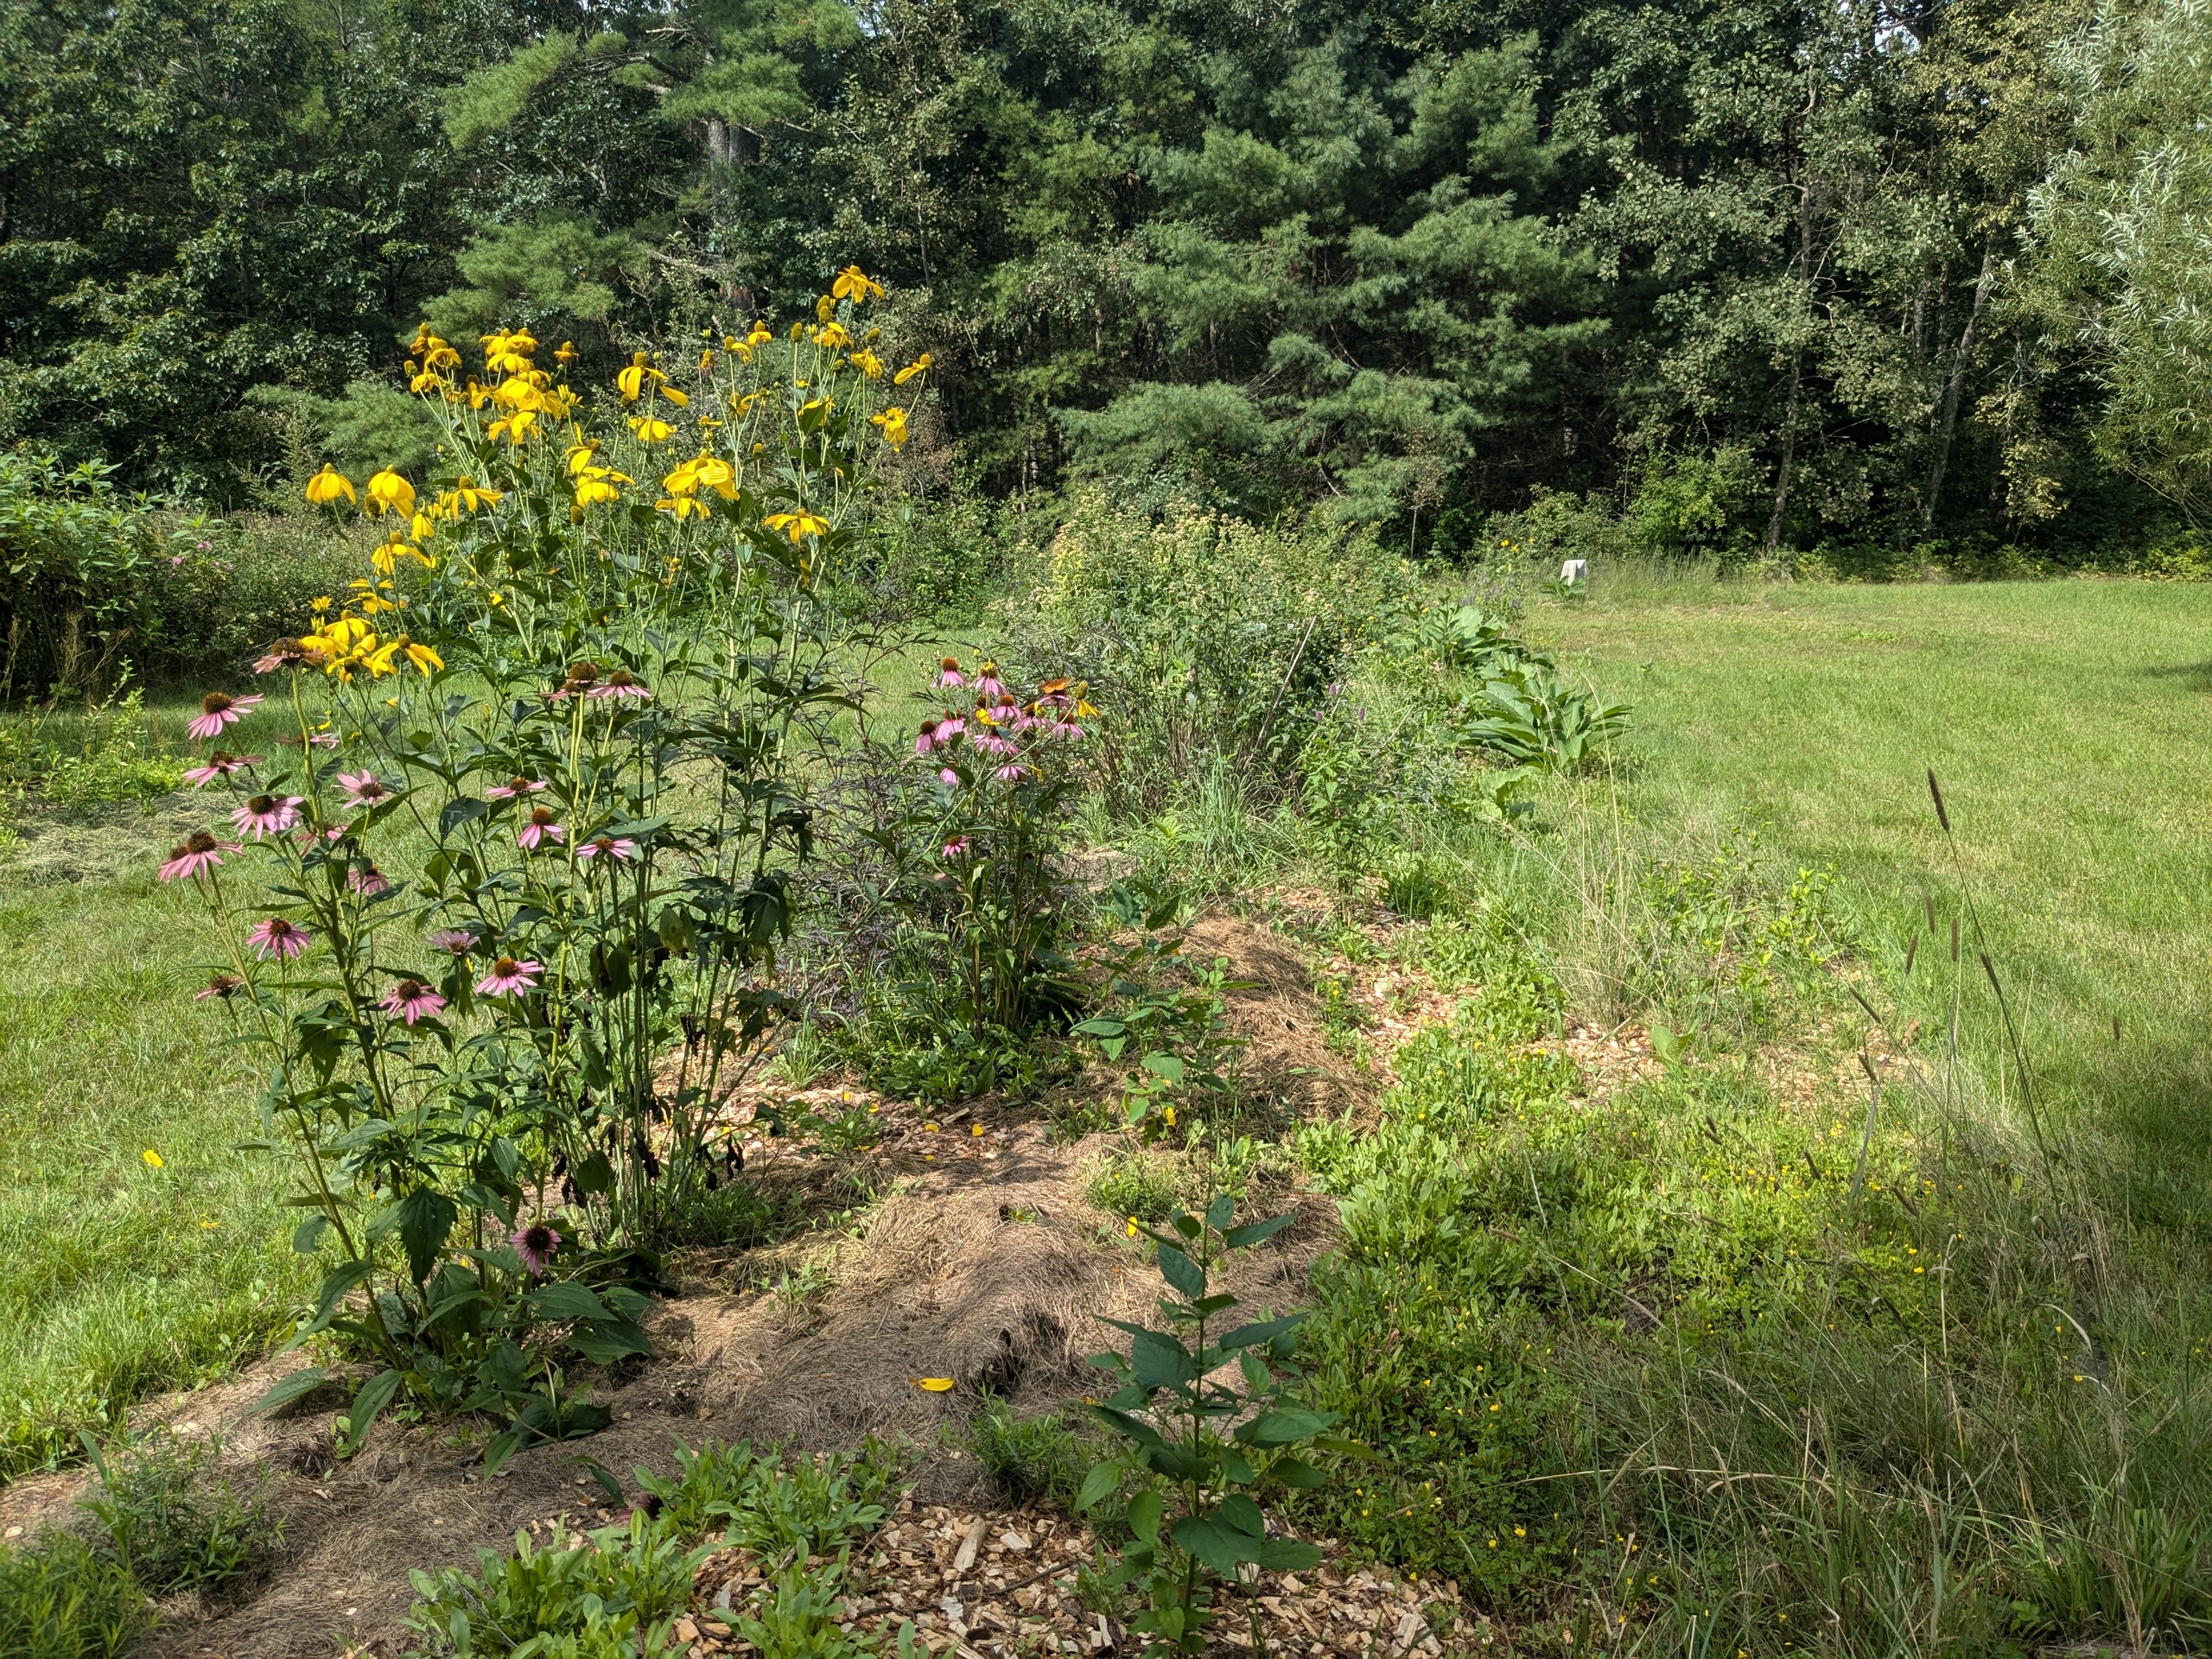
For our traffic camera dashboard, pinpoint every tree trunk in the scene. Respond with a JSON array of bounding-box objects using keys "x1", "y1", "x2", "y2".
[
  {"x1": 1924, "y1": 248, "x2": 1998, "y2": 526},
  {"x1": 1765, "y1": 351, "x2": 1803, "y2": 556}
]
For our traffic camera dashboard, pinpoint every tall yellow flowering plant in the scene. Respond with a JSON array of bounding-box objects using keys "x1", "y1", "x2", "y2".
[{"x1": 173, "y1": 271, "x2": 925, "y2": 1468}]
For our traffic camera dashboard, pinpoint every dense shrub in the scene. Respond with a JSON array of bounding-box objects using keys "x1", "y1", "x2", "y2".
[
  {"x1": 0, "y1": 450, "x2": 365, "y2": 700},
  {"x1": 1001, "y1": 493, "x2": 1414, "y2": 815}
]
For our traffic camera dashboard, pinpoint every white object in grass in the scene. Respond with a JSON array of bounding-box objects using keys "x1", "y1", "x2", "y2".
[{"x1": 1560, "y1": 558, "x2": 1589, "y2": 585}]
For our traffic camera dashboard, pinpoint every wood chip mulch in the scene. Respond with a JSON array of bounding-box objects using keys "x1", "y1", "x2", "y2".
[{"x1": 677, "y1": 1500, "x2": 1481, "y2": 1658}]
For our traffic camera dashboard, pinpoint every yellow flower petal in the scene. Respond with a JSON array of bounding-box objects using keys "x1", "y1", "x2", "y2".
[
  {"x1": 914, "y1": 1377, "x2": 956, "y2": 1392},
  {"x1": 143, "y1": 1149, "x2": 165, "y2": 1169}
]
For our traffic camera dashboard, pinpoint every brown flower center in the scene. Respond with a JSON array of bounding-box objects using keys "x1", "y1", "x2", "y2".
[
  {"x1": 201, "y1": 692, "x2": 234, "y2": 715},
  {"x1": 528, "y1": 806, "x2": 556, "y2": 827}
]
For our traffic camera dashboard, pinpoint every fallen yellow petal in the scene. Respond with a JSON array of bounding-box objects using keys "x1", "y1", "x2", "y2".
[
  {"x1": 142, "y1": 1149, "x2": 165, "y2": 1169},
  {"x1": 914, "y1": 1377, "x2": 956, "y2": 1392}
]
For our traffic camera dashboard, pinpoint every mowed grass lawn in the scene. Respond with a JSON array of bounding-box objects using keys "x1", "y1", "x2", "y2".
[
  {"x1": 0, "y1": 724, "x2": 308, "y2": 1477},
  {"x1": 1541, "y1": 574, "x2": 2212, "y2": 1229}
]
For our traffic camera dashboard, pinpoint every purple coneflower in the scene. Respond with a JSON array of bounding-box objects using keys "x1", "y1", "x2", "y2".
[
  {"x1": 510, "y1": 1220, "x2": 563, "y2": 1275},
  {"x1": 308, "y1": 732, "x2": 340, "y2": 749},
  {"x1": 337, "y1": 770, "x2": 390, "y2": 807},
  {"x1": 181, "y1": 752, "x2": 260, "y2": 788},
  {"x1": 427, "y1": 928, "x2": 477, "y2": 957},
  {"x1": 517, "y1": 806, "x2": 565, "y2": 850},
  {"x1": 158, "y1": 831, "x2": 239, "y2": 883},
  {"x1": 935, "y1": 657, "x2": 963, "y2": 689},
  {"x1": 380, "y1": 978, "x2": 446, "y2": 1024},
  {"x1": 577, "y1": 836, "x2": 637, "y2": 861},
  {"x1": 942, "y1": 836, "x2": 970, "y2": 858},
  {"x1": 232, "y1": 794, "x2": 303, "y2": 840},
  {"x1": 188, "y1": 691, "x2": 263, "y2": 741},
  {"x1": 476, "y1": 957, "x2": 543, "y2": 997},
  {"x1": 933, "y1": 716, "x2": 965, "y2": 746},
  {"x1": 349, "y1": 865, "x2": 391, "y2": 896},
  {"x1": 938, "y1": 766, "x2": 960, "y2": 785},
  {"x1": 587, "y1": 668, "x2": 652, "y2": 701},
  {"x1": 975, "y1": 732, "x2": 1015, "y2": 758},
  {"x1": 486, "y1": 776, "x2": 547, "y2": 800},
  {"x1": 246, "y1": 917, "x2": 313, "y2": 961},
  {"x1": 914, "y1": 720, "x2": 938, "y2": 756},
  {"x1": 253, "y1": 639, "x2": 317, "y2": 675},
  {"x1": 1052, "y1": 719, "x2": 1085, "y2": 741},
  {"x1": 993, "y1": 764, "x2": 1027, "y2": 783},
  {"x1": 975, "y1": 664, "x2": 1007, "y2": 699},
  {"x1": 197, "y1": 973, "x2": 245, "y2": 1001}
]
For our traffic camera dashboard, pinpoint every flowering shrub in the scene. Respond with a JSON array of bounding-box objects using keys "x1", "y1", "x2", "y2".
[
  {"x1": 906, "y1": 656, "x2": 1094, "y2": 1031},
  {"x1": 808, "y1": 655, "x2": 1094, "y2": 1103},
  {"x1": 171, "y1": 271, "x2": 926, "y2": 1463}
]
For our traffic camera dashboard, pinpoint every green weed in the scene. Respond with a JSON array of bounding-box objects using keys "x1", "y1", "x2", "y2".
[
  {"x1": 0, "y1": 1529, "x2": 154, "y2": 1659},
  {"x1": 963, "y1": 1398, "x2": 1089, "y2": 1507},
  {"x1": 79, "y1": 1429, "x2": 280, "y2": 1592}
]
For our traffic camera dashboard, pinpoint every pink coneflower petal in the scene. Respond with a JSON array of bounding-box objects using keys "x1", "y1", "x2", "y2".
[
  {"x1": 337, "y1": 770, "x2": 390, "y2": 807},
  {"x1": 935, "y1": 658, "x2": 963, "y2": 689},
  {"x1": 231, "y1": 794, "x2": 303, "y2": 840},
  {"x1": 349, "y1": 865, "x2": 391, "y2": 896},
  {"x1": 938, "y1": 767, "x2": 960, "y2": 785},
  {"x1": 516, "y1": 807, "x2": 565, "y2": 851},
  {"x1": 196, "y1": 973, "x2": 244, "y2": 1001},
  {"x1": 994, "y1": 764, "x2": 1027, "y2": 782},
  {"x1": 915, "y1": 721, "x2": 936, "y2": 756},
  {"x1": 182, "y1": 752, "x2": 260, "y2": 788},
  {"x1": 576, "y1": 836, "x2": 637, "y2": 861},
  {"x1": 1052, "y1": 720, "x2": 1085, "y2": 741},
  {"x1": 942, "y1": 836, "x2": 969, "y2": 858},
  {"x1": 379, "y1": 978, "x2": 446, "y2": 1024},
  {"x1": 158, "y1": 831, "x2": 240, "y2": 882},
  {"x1": 246, "y1": 917, "x2": 313, "y2": 961},
  {"x1": 509, "y1": 1220, "x2": 563, "y2": 1275},
  {"x1": 475, "y1": 957, "x2": 543, "y2": 997},
  {"x1": 308, "y1": 733, "x2": 339, "y2": 749},
  {"x1": 585, "y1": 668, "x2": 652, "y2": 701},
  {"x1": 427, "y1": 928, "x2": 477, "y2": 956},
  {"x1": 975, "y1": 670, "x2": 1007, "y2": 699},
  {"x1": 186, "y1": 691, "x2": 262, "y2": 741},
  {"x1": 933, "y1": 717, "x2": 965, "y2": 744},
  {"x1": 485, "y1": 776, "x2": 548, "y2": 800}
]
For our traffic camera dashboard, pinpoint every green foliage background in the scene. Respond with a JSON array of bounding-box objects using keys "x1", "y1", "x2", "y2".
[{"x1": 3, "y1": 0, "x2": 2209, "y2": 560}]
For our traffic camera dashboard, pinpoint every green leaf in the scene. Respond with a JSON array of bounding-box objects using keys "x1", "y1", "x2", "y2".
[
  {"x1": 440, "y1": 796, "x2": 489, "y2": 837},
  {"x1": 575, "y1": 1149, "x2": 615, "y2": 1196},
  {"x1": 246, "y1": 1367, "x2": 327, "y2": 1418},
  {"x1": 1205, "y1": 1192, "x2": 1236, "y2": 1233},
  {"x1": 348, "y1": 1369, "x2": 402, "y2": 1446},
  {"x1": 567, "y1": 1320, "x2": 652, "y2": 1366},
  {"x1": 1127, "y1": 1491, "x2": 1163, "y2": 1544},
  {"x1": 1271, "y1": 1457, "x2": 1329, "y2": 1490},
  {"x1": 1129, "y1": 1330, "x2": 1199, "y2": 1390},
  {"x1": 1172, "y1": 1515, "x2": 1257, "y2": 1574},
  {"x1": 1219, "y1": 1312, "x2": 1306, "y2": 1351},
  {"x1": 482, "y1": 1425, "x2": 529, "y2": 1478},
  {"x1": 1076, "y1": 1462, "x2": 1121, "y2": 1512},
  {"x1": 1217, "y1": 1494, "x2": 1267, "y2": 1538},
  {"x1": 1223, "y1": 1213, "x2": 1295, "y2": 1249},
  {"x1": 291, "y1": 1214, "x2": 331, "y2": 1255},
  {"x1": 1142, "y1": 1052, "x2": 1185, "y2": 1083},
  {"x1": 528, "y1": 1281, "x2": 612, "y2": 1324},
  {"x1": 309, "y1": 1260, "x2": 373, "y2": 1328},
  {"x1": 397, "y1": 1188, "x2": 458, "y2": 1287},
  {"x1": 1255, "y1": 1538, "x2": 1325, "y2": 1572},
  {"x1": 1156, "y1": 1243, "x2": 1205, "y2": 1299},
  {"x1": 1236, "y1": 1407, "x2": 1336, "y2": 1446}
]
